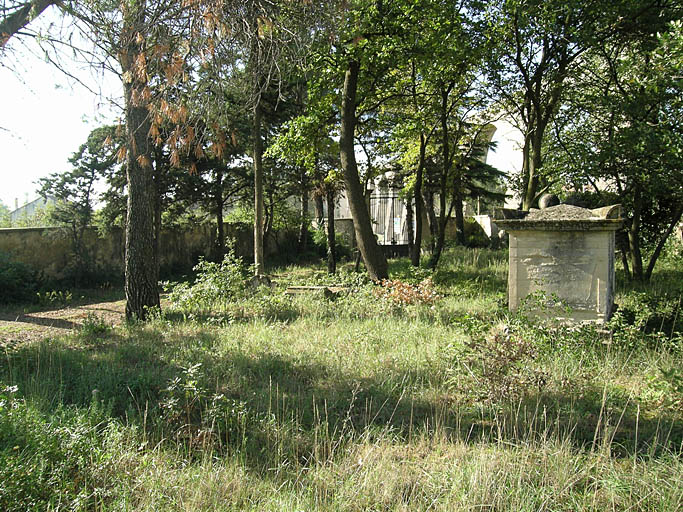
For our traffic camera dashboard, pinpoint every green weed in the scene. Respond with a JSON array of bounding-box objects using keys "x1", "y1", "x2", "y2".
[{"x1": 36, "y1": 289, "x2": 73, "y2": 306}]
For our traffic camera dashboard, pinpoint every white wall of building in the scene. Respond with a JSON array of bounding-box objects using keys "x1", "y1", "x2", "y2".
[{"x1": 487, "y1": 120, "x2": 524, "y2": 209}]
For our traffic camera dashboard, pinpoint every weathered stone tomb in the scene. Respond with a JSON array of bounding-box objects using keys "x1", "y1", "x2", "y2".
[{"x1": 495, "y1": 204, "x2": 622, "y2": 323}]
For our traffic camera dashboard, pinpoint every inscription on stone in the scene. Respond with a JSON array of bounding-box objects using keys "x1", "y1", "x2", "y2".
[{"x1": 495, "y1": 204, "x2": 622, "y2": 323}]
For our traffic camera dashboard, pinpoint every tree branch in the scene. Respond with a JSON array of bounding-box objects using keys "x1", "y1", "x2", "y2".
[{"x1": 1, "y1": 0, "x2": 57, "y2": 48}]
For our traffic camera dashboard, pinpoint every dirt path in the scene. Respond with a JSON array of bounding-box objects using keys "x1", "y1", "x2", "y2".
[{"x1": 0, "y1": 299, "x2": 127, "y2": 348}]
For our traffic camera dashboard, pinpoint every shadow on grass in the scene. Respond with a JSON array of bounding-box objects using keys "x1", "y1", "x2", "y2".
[
  {"x1": 0, "y1": 315, "x2": 80, "y2": 330},
  {"x1": 0, "y1": 288, "x2": 125, "y2": 316},
  {"x1": 1, "y1": 324, "x2": 680, "y2": 472},
  {"x1": 1, "y1": 331, "x2": 176, "y2": 419}
]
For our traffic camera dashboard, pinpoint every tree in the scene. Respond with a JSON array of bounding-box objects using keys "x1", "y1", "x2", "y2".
[
  {"x1": 37, "y1": 126, "x2": 117, "y2": 283},
  {"x1": 375, "y1": 0, "x2": 494, "y2": 268},
  {"x1": 268, "y1": 110, "x2": 342, "y2": 273},
  {"x1": 69, "y1": 0, "x2": 185, "y2": 318},
  {"x1": 117, "y1": 1, "x2": 159, "y2": 319},
  {"x1": 339, "y1": 62, "x2": 390, "y2": 280},
  {"x1": 200, "y1": 0, "x2": 319, "y2": 277},
  {"x1": 4, "y1": 0, "x2": 251, "y2": 317},
  {"x1": 546, "y1": 18, "x2": 683, "y2": 281},
  {"x1": 315, "y1": 0, "x2": 426, "y2": 281},
  {"x1": 67, "y1": 0, "x2": 232, "y2": 319},
  {"x1": 0, "y1": 200, "x2": 10, "y2": 227},
  {"x1": 486, "y1": 0, "x2": 636, "y2": 210},
  {"x1": 385, "y1": 59, "x2": 432, "y2": 267}
]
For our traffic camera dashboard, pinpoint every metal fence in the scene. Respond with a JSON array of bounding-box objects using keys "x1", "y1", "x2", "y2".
[{"x1": 369, "y1": 195, "x2": 410, "y2": 245}]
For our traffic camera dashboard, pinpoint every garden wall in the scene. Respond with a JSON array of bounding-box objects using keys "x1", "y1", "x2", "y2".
[{"x1": 0, "y1": 223, "x2": 255, "y2": 281}]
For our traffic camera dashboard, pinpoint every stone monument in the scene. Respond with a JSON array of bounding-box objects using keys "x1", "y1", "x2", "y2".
[{"x1": 495, "y1": 204, "x2": 622, "y2": 323}]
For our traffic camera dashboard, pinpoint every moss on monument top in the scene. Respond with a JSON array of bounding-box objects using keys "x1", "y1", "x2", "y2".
[{"x1": 494, "y1": 204, "x2": 622, "y2": 231}]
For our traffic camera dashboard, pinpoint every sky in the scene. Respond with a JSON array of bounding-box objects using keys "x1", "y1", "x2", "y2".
[{"x1": 0, "y1": 12, "x2": 121, "y2": 211}]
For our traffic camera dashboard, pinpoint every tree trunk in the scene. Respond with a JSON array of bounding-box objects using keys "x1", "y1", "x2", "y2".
[
  {"x1": 120, "y1": 3, "x2": 160, "y2": 320},
  {"x1": 339, "y1": 59, "x2": 387, "y2": 281},
  {"x1": 428, "y1": 218, "x2": 447, "y2": 269},
  {"x1": 520, "y1": 128, "x2": 532, "y2": 210},
  {"x1": 215, "y1": 168, "x2": 225, "y2": 260},
  {"x1": 406, "y1": 195, "x2": 414, "y2": 259},
  {"x1": 427, "y1": 86, "x2": 451, "y2": 269},
  {"x1": 453, "y1": 172, "x2": 465, "y2": 246},
  {"x1": 410, "y1": 133, "x2": 426, "y2": 267},
  {"x1": 152, "y1": 148, "x2": 163, "y2": 273},
  {"x1": 298, "y1": 171, "x2": 309, "y2": 253},
  {"x1": 628, "y1": 184, "x2": 644, "y2": 281},
  {"x1": 264, "y1": 188, "x2": 274, "y2": 248},
  {"x1": 314, "y1": 194, "x2": 324, "y2": 227},
  {"x1": 326, "y1": 188, "x2": 336, "y2": 274},
  {"x1": 422, "y1": 189, "x2": 437, "y2": 252},
  {"x1": 253, "y1": 100, "x2": 265, "y2": 276},
  {"x1": 522, "y1": 125, "x2": 544, "y2": 211},
  {"x1": 645, "y1": 204, "x2": 683, "y2": 280},
  {"x1": 616, "y1": 229, "x2": 631, "y2": 280}
]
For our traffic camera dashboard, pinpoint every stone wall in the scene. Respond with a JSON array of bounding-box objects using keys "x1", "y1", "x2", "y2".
[{"x1": 0, "y1": 223, "x2": 256, "y2": 281}]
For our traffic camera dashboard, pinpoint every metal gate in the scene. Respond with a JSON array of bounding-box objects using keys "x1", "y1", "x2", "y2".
[{"x1": 369, "y1": 195, "x2": 410, "y2": 245}]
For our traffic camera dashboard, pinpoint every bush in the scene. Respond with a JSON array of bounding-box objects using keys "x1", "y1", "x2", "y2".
[
  {"x1": 610, "y1": 291, "x2": 682, "y2": 348},
  {"x1": 448, "y1": 318, "x2": 548, "y2": 403},
  {"x1": 36, "y1": 289, "x2": 73, "y2": 306},
  {"x1": 78, "y1": 313, "x2": 112, "y2": 343},
  {"x1": 562, "y1": 190, "x2": 622, "y2": 209},
  {"x1": 311, "y1": 226, "x2": 353, "y2": 261},
  {"x1": 0, "y1": 253, "x2": 40, "y2": 304},
  {"x1": 167, "y1": 244, "x2": 252, "y2": 312},
  {"x1": 58, "y1": 262, "x2": 123, "y2": 289},
  {"x1": 374, "y1": 278, "x2": 440, "y2": 306},
  {"x1": 159, "y1": 363, "x2": 248, "y2": 447},
  {"x1": 659, "y1": 236, "x2": 683, "y2": 268},
  {"x1": 464, "y1": 218, "x2": 490, "y2": 248}
]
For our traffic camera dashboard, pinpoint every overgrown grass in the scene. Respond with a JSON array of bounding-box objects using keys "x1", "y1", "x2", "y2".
[{"x1": 1, "y1": 247, "x2": 681, "y2": 511}]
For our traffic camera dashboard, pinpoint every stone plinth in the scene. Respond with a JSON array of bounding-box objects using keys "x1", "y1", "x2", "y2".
[{"x1": 495, "y1": 204, "x2": 622, "y2": 323}]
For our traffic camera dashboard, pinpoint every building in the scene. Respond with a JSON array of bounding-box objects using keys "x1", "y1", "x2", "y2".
[
  {"x1": 9, "y1": 196, "x2": 57, "y2": 224},
  {"x1": 323, "y1": 120, "x2": 524, "y2": 247}
]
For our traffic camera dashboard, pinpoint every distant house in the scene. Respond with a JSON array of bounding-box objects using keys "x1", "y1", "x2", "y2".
[{"x1": 9, "y1": 196, "x2": 57, "y2": 224}]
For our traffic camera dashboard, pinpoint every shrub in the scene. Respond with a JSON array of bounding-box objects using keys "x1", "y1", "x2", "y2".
[
  {"x1": 0, "y1": 383, "x2": 127, "y2": 511},
  {"x1": 311, "y1": 226, "x2": 353, "y2": 261},
  {"x1": 58, "y1": 262, "x2": 123, "y2": 289},
  {"x1": 36, "y1": 289, "x2": 73, "y2": 306},
  {"x1": 643, "y1": 366, "x2": 683, "y2": 411},
  {"x1": 159, "y1": 364, "x2": 248, "y2": 448},
  {"x1": 78, "y1": 313, "x2": 112, "y2": 343},
  {"x1": 610, "y1": 291, "x2": 682, "y2": 348},
  {"x1": 374, "y1": 278, "x2": 440, "y2": 306},
  {"x1": 449, "y1": 318, "x2": 548, "y2": 403},
  {"x1": 464, "y1": 218, "x2": 490, "y2": 248},
  {"x1": 562, "y1": 190, "x2": 622, "y2": 209},
  {"x1": 167, "y1": 244, "x2": 252, "y2": 312},
  {"x1": 660, "y1": 236, "x2": 683, "y2": 267},
  {"x1": 0, "y1": 252, "x2": 40, "y2": 304}
]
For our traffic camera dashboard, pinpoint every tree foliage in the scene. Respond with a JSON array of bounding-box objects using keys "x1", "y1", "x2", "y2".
[
  {"x1": 37, "y1": 126, "x2": 118, "y2": 283},
  {"x1": 546, "y1": 16, "x2": 683, "y2": 280}
]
